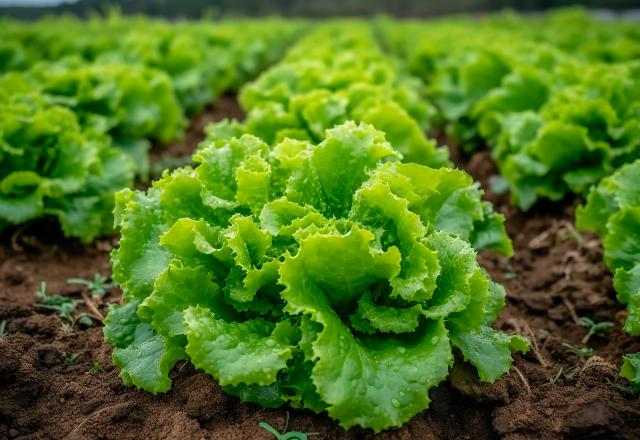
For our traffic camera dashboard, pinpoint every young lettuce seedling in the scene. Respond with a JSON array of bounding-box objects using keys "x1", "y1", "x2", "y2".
[
  {"x1": 67, "y1": 273, "x2": 115, "y2": 297},
  {"x1": 562, "y1": 343, "x2": 593, "y2": 358},
  {"x1": 0, "y1": 320, "x2": 6, "y2": 339},
  {"x1": 258, "y1": 421, "x2": 318, "y2": 440},
  {"x1": 35, "y1": 282, "x2": 77, "y2": 321},
  {"x1": 579, "y1": 317, "x2": 613, "y2": 344}
]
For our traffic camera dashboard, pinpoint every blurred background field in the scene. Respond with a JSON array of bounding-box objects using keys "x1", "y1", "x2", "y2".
[{"x1": 1, "y1": 0, "x2": 639, "y2": 19}]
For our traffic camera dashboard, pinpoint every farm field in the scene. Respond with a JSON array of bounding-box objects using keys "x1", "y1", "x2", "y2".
[{"x1": 1, "y1": 8, "x2": 640, "y2": 439}]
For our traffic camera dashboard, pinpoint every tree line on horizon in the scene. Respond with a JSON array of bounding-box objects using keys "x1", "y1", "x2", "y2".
[{"x1": 1, "y1": 0, "x2": 638, "y2": 20}]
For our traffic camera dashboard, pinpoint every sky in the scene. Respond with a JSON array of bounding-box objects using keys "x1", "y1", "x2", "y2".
[{"x1": 0, "y1": 0, "x2": 77, "y2": 5}]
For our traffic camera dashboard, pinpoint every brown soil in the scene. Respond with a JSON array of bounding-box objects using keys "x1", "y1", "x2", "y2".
[
  {"x1": 2, "y1": 109, "x2": 640, "y2": 440},
  {"x1": 149, "y1": 94, "x2": 245, "y2": 162}
]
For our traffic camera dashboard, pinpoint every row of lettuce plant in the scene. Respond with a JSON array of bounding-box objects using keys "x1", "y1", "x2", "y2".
[
  {"x1": 379, "y1": 9, "x2": 640, "y2": 390},
  {"x1": 1, "y1": 16, "x2": 304, "y2": 113},
  {"x1": 205, "y1": 21, "x2": 450, "y2": 168},
  {"x1": 0, "y1": 17, "x2": 303, "y2": 241},
  {"x1": 378, "y1": 9, "x2": 640, "y2": 210},
  {"x1": 104, "y1": 22, "x2": 527, "y2": 432},
  {"x1": 576, "y1": 160, "x2": 640, "y2": 389},
  {"x1": 0, "y1": 86, "x2": 134, "y2": 241}
]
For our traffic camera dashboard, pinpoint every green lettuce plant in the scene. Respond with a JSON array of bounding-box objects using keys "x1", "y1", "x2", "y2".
[
  {"x1": 104, "y1": 122, "x2": 524, "y2": 431},
  {"x1": 0, "y1": 90, "x2": 134, "y2": 241}
]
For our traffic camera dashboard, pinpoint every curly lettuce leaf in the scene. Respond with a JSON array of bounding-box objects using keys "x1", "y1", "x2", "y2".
[
  {"x1": 184, "y1": 306, "x2": 294, "y2": 387},
  {"x1": 103, "y1": 301, "x2": 185, "y2": 394},
  {"x1": 604, "y1": 207, "x2": 640, "y2": 272}
]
